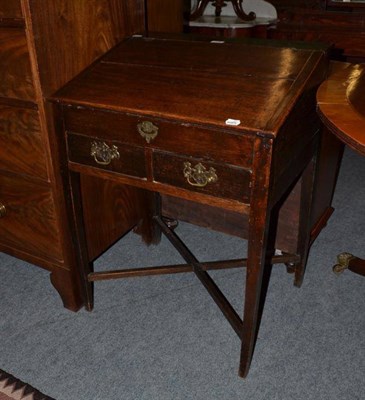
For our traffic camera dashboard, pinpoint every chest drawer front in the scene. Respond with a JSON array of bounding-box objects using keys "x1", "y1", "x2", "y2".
[
  {"x1": 0, "y1": 1, "x2": 22, "y2": 19},
  {"x1": 0, "y1": 28, "x2": 35, "y2": 102},
  {"x1": 153, "y1": 152, "x2": 251, "y2": 204},
  {"x1": 63, "y1": 108, "x2": 254, "y2": 169},
  {"x1": 67, "y1": 133, "x2": 147, "y2": 179},
  {"x1": 0, "y1": 174, "x2": 62, "y2": 261},
  {"x1": 0, "y1": 105, "x2": 48, "y2": 179}
]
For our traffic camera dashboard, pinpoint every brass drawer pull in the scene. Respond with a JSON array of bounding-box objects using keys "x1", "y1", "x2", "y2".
[
  {"x1": 90, "y1": 141, "x2": 120, "y2": 165},
  {"x1": 183, "y1": 162, "x2": 218, "y2": 188},
  {"x1": 0, "y1": 203, "x2": 6, "y2": 218},
  {"x1": 137, "y1": 121, "x2": 159, "y2": 143}
]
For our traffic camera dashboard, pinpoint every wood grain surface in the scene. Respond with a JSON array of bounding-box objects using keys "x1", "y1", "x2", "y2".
[
  {"x1": 26, "y1": 0, "x2": 145, "y2": 96},
  {"x1": 0, "y1": 28, "x2": 35, "y2": 101},
  {"x1": 63, "y1": 107, "x2": 254, "y2": 168},
  {"x1": 0, "y1": 0, "x2": 22, "y2": 19},
  {"x1": 54, "y1": 37, "x2": 322, "y2": 133},
  {"x1": 0, "y1": 105, "x2": 48, "y2": 179},
  {"x1": 317, "y1": 63, "x2": 365, "y2": 156},
  {"x1": 0, "y1": 173, "x2": 62, "y2": 261}
]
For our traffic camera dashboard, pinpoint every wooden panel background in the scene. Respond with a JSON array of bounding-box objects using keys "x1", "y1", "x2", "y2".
[
  {"x1": 25, "y1": 0, "x2": 146, "y2": 97},
  {"x1": 0, "y1": 28, "x2": 35, "y2": 101},
  {"x1": 0, "y1": 0, "x2": 23, "y2": 19},
  {"x1": 270, "y1": 0, "x2": 325, "y2": 9},
  {"x1": 0, "y1": 174, "x2": 62, "y2": 261},
  {"x1": 0, "y1": 105, "x2": 48, "y2": 179},
  {"x1": 146, "y1": 0, "x2": 185, "y2": 33}
]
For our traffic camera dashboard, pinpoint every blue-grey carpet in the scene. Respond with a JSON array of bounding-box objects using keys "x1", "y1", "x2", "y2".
[{"x1": 0, "y1": 148, "x2": 364, "y2": 400}]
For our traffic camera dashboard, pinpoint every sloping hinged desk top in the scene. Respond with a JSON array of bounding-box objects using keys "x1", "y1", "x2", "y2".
[{"x1": 53, "y1": 36, "x2": 326, "y2": 136}]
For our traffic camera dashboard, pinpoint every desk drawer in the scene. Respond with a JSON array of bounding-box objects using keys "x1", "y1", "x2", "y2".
[
  {"x1": 0, "y1": 174, "x2": 62, "y2": 261},
  {"x1": 0, "y1": 27, "x2": 35, "y2": 101},
  {"x1": 153, "y1": 152, "x2": 251, "y2": 203},
  {"x1": 0, "y1": 105, "x2": 48, "y2": 179},
  {"x1": 67, "y1": 133, "x2": 147, "y2": 179},
  {"x1": 0, "y1": 1, "x2": 22, "y2": 19},
  {"x1": 63, "y1": 107, "x2": 254, "y2": 169}
]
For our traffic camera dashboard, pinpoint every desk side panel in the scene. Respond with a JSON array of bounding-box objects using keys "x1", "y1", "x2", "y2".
[
  {"x1": 81, "y1": 175, "x2": 159, "y2": 261},
  {"x1": 271, "y1": 53, "x2": 328, "y2": 252}
]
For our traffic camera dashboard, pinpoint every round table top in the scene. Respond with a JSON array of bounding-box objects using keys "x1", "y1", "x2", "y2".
[{"x1": 317, "y1": 62, "x2": 365, "y2": 157}]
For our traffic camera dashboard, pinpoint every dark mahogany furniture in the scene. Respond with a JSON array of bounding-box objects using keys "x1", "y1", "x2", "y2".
[
  {"x1": 146, "y1": 0, "x2": 187, "y2": 33},
  {"x1": 317, "y1": 62, "x2": 365, "y2": 277},
  {"x1": 51, "y1": 35, "x2": 332, "y2": 377},
  {"x1": 269, "y1": 0, "x2": 365, "y2": 62},
  {"x1": 0, "y1": 0, "x2": 145, "y2": 310},
  {"x1": 177, "y1": 0, "x2": 365, "y2": 60}
]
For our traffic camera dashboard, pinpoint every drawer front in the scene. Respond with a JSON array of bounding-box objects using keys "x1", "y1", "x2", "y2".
[
  {"x1": 0, "y1": 174, "x2": 63, "y2": 261},
  {"x1": 0, "y1": 105, "x2": 48, "y2": 179},
  {"x1": 67, "y1": 133, "x2": 147, "y2": 178},
  {"x1": 63, "y1": 107, "x2": 254, "y2": 169},
  {"x1": 0, "y1": 28, "x2": 35, "y2": 101},
  {"x1": 153, "y1": 152, "x2": 251, "y2": 203},
  {"x1": 0, "y1": 1, "x2": 22, "y2": 19}
]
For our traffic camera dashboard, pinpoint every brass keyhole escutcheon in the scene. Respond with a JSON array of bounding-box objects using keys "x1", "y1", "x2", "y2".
[
  {"x1": 137, "y1": 121, "x2": 159, "y2": 143},
  {"x1": 0, "y1": 203, "x2": 6, "y2": 218},
  {"x1": 183, "y1": 162, "x2": 218, "y2": 188},
  {"x1": 90, "y1": 141, "x2": 120, "y2": 166}
]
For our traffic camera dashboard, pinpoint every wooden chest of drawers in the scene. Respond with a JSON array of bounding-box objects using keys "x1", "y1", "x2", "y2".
[
  {"x1": 0, "y1": 0, "x2": 22, "y2": 19},
  {"x1": 51, "y1": 36, "x2": 332, "y2": 376},
  {"x1": 0, "y1": 28, "x2": 35, "y2": 101},
  {"x1": 0, "y1": 0, "x2": 145, "y2": 310}
]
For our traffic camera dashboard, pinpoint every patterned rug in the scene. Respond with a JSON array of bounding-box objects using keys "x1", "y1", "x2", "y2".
[{"x1": 0, "y1": 370, "x2": 55, "y2": 400}]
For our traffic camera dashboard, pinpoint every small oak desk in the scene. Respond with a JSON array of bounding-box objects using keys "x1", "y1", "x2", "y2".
[
  {"x1": 51, "y1": 36, "x2": 329, "y2": 377},
  {"x1": 317, "y1": 62, "x2": 365, "y2": 277}
]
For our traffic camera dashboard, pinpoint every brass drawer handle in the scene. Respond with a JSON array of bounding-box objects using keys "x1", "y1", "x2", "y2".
[
  {"x1": 137, "y1": 121, "x2": 159, "y2": 143},
  {"x1": 183, "y1": 162, "x2": 218, "y2": 188},
  {"x1": 90, "y1": 141, "x2": 120, "y2": 165},
  {"x1": 0, "y1": 203, "x2": 6, "y2": 218}
]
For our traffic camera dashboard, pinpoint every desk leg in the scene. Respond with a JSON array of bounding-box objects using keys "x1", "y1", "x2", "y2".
[
  {"x1": 293, "y1": 157, "x2": 317, "y2": 287},
  {"x1": 239, "y1": 137, "x2": 273, "y2": 378},
  {"x1": 69, "y1": 171, "x2": 95, "y2": 310},
  {"x1": 134, "y1": 192, "x2": 162, "y2": 245},
  {"x1": 239, "y1": 206, "x2": 271, "y2": 377},
  {"x1": 68, "y1": 173, "x2": 164, "y2": 310}
]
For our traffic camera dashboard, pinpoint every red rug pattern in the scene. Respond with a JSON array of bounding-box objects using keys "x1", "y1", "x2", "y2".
[{"x1": 0, "y1": 370, "x2": 54, "y2": 400}]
